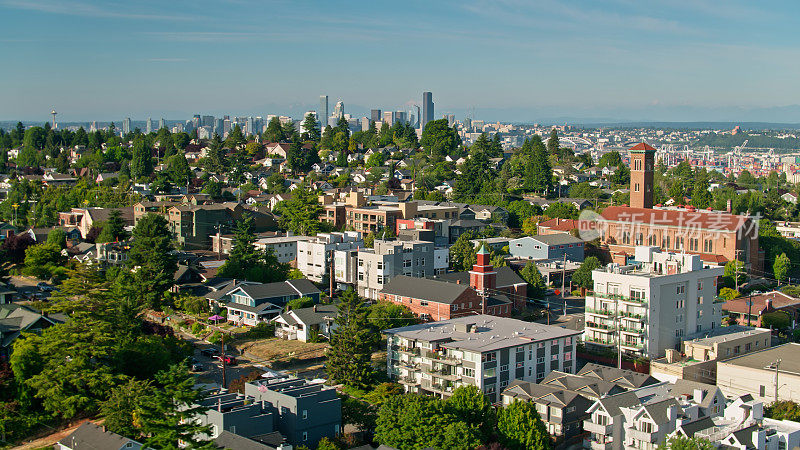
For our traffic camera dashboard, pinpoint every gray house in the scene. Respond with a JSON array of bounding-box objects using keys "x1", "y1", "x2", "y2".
[
  {"x1": 508, "y1": 234, "x2": 584, "y2": 262},
  {"x1": 56, "y1": 422, "x2": 144, "y2": 450}
]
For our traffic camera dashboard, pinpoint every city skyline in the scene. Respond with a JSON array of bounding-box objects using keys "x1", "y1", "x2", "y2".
[{"x1": 3, "y1": 1, "x2": 800, "y2": 123}]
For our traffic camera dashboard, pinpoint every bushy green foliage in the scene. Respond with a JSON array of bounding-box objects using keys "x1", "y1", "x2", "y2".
[
  {"x1": 219, "y1": 214, "x2": 289, "y2": 283},
  {"x1": 765, "y1": 400, "x2": 800, "y2": 422}
]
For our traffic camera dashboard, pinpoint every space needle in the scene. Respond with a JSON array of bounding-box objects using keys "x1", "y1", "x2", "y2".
[{"x1": 51, "y1": 109, "x2": 57, "y2": 129}]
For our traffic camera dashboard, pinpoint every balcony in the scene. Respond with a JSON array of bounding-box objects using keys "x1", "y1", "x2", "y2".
[
  {"x1": 618, "y1": 325, "x2": 645, "y2": 335},
  {"x1": 398, "y1": 346, "x2": 421, "y2": 356},
  {"x1": 586, "y1": 308, "x2": 616, "y2": 317},
  {"x1": 589, "y1": 440, "x2": 613, "y2": 450},
  {"x1": 398, "y1": 376, "x2": 418, "y2": 385},
  {"x1": 583, "y1": 420, "x2": 612, "y2": 435},
  {"x1": 585, "y1": 337, "x2": 615, "y2": 346},
  {"x1": 620, "y1": 341, "x2": 645, "y2": 350},
  {"x1": 586, "y1": 321, "x2": 616, "y2": 331},
  {"x1": 618, "y1": 311, "x2": 646, "y2": 320},
  {"x1": 588, "y1": 291, "x2": 647, "y2": 305},
  {"x1": 398, "y1": 360, "x2": 420, "y2": 371},
  {"x1": 627, "y1": 428, "x2": 657, "y2": 443},
  {"x1": 421, "y1": 350, "x2": 460, "y2": 364}
]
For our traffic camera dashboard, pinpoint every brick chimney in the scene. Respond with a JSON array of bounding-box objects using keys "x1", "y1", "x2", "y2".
[{"x1": 469, "y1": 244, "x2": 496, "y2": 293}]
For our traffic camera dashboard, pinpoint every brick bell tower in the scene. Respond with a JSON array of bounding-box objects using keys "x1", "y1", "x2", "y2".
[
  {"x1": 629, "y1": 142, "x2": 656, "y2": 209},
  {"x1": 470, "y1": 244, "x2": 496, "y2": 293}
]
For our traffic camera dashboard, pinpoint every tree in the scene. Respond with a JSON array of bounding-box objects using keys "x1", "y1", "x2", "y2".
[
  {"x1": 765, "y1": 400, "x2": 800, "y2": 422},
  {"x1": 327, "y1": 289, "x2": 378, "y2": 389},
  {"x1": 542, "y1": 202, "x2": 579, "y2": 220},
  {"x1": 449, "y1": 233, "x2": 477, "y2": 272},
  {"x1": 718, "y1": 287, "x2": 740, "y2": 301},
  {"x1": 446, "y1": 385, "x2": 495, "y2": 441},
  {"x1": 375, "y1": 394, "x2": 482, "y2": 450},
  {"x1": 130, "y1": 140, "x2": 153, "y2": 179},
  {"x1": 367, "y1": 301, "x2": 417, "y2": 332},
  {"x1": 166, "y1": 153, "x2": 191, "y2": 186},
  {"x1": 546, "y1": 128, "x2": 559, "y2": 155},
  {"x1": 46, "y1": 228, "x2": 67, "y2": 249},
  {"x1": 301, "y1": 113, "x2": 321, "y2": 142},
  {"x1": 598, "y1": 151, "x2": 622, "y2": 168},
  {"x1": 226, "y1": 124, "x2": 246, "y2": 149},
  {"x1": 572, "y1": 256, "x2": 601, "y2": 290},
  {"x1": 723, "y1": 259, "x2": 746, "y2": 289},
  {"x1": 105, "y1": 209, "x2": 129, "y2": 242},
  {"x1": 275, "y1": 187, "x2": 324, "y2": 235},
  {"x1": 663, "y1": 436, "x2": 715, "y2": 450},
  {"x1": 520, "y1": 261, "x2": 546, "y2": 299},
  {"x1": 774, "y1": 253, "x2": 791, "y2": 285},
  {"x1": 762, "y1": 311, "x2": 791, "y2": 330},
  {"x1": 420, "y1": 119, "x2": 461, "y2": 158},
  {"x1": 527, "y1": 136, "x2": 553, "y2": 195},
  {"x1": 22, "y1": 243, "x2": 65, "y2": 280},
  {"x1": 315, "y1": 437, "x2": 341, "y2": 450},
  {"x1": 285, "y1": 296, "x2": 315, "y2": 311},
  {"x1": 691, "y1": 176, "x2": 712, "y2": 209},
  {"x1": 263, "y1": 117, "x2": 284, "y2": 143},
  {"x1": 497, "y1": 400, "x2": 552, "y2": 450},
  {"x1": 218, "y1": 214, "x2": 289, "y2": 283},
  {"x1": 102, "y1": 378, "x2": 153, "y2": 438},
  {"x1": 128, "y1": 214, "x2": 177, "y2": 309}
]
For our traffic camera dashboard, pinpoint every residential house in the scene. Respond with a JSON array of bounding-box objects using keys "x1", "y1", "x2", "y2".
[
  {"x1": 1, "y1": 304, "x2": 65, "y2": 360},
  {"x1": 56, "y1": 422, "x2": 144, "y2": 450},
  {"x1": 722, "y1": 291, "x2": 800, "y2": 327},
  {"x1": 385, "y1": 315, "x2": 581, "y2": 403},
  {"x1": 272, "y1": 304, "x2": 338, "y2": 342},
  {"x1": 223, "y1": 280, "x2": 321, "y2": 326}
]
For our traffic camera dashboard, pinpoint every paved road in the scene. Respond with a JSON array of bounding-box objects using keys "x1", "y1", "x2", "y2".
[{"x1": 531, "y1": 294, "x2": 585, "y2": 316}]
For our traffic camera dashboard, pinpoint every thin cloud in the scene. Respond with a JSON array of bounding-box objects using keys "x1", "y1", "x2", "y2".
[{"x1": 1, "y1": 0, "x2": 198, "y2": 21}]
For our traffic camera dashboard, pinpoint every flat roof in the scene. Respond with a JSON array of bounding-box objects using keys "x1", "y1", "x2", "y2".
[
  {"x1": 684, "y1": 325, "x2": 770, "y2": 347},
  {"x1": 720, "y1": 343, "x2": 800, "y2": 376},
  {"x1": 385, "y1": 314, "x2": 581, "y2": 353}
]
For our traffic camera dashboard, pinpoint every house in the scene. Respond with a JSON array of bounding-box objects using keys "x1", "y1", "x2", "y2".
[
  {"x1": 272, "y1": 304, "x2": 338, "y2": 342},
  {"x1": 0, "y1": 281, "x2": 15, "y2": 304},
  {"x1": 722, "y1": 291, "x2": 800, "y2": 327},
  {"x1": 0, "y1": 304, "x2": 64, "y2": 360},
  {"x1": 223, "y1": 280, "x2": 321, "y2": 326},
  {"x1": 536, "y1": 218, "x2": 582, "y2": 236},
  {"x1": 433, "y1": 264, "x2": 528, "y2": 311},
  {"x1": 508, "y1": 234, "x2": 584, "y2": 262},
  {"x1": 265, "y1": 142, "x2": 291, "y2": 158},
  {"x1": 60, "y1": 207, "x2": 135, "y2": 239},
  {"x1": 782, "y1": 192, "x2": 799, "y2": 204},
  {"x1": 386, "y1": 315, "x2": 581, "y2": 403},
  {"x1": 56, "y1": 422, "x2": 144, "y2": 450},
  {"x1": 95, "y1": 172, "x2": 119, "y2": 184}
]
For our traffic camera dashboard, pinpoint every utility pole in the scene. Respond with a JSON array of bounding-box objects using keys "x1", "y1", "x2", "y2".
[
  {"x1": 747, "y1": 292, "x2": 753, "y2": 327},
  {"x1": 329, "y1": 249, "x2": 335, "y2": 300},
  {"x1": 561, "y1": 252, "x2": 568, "y2": 316},
  {"x1": 220, "y1": 333, "x2": 227, "y2": 390},
  {"x1": 775, "y1": 359, "x2": 782, "y2": 402},
  {"x1": 616, "y1": 296, "x2": 622, "y2": 369},
  {"x1": 735, "y1": 250, "x2": 741, "y2": 293}
]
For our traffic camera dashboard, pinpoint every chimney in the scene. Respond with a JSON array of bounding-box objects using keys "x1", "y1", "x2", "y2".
[
  {"x1": 765, "y1": 298, "x2": 773, "y2": 311},
  {"x1": 693, "y1": 388, "x2": 704, "y2": 404},
  {"x1": 726, "y1": 199, "x2": 732, "y2": 213},
  {"x1": 313, "y1": 304, "x2": 318, "y2": 312},
  {"x1": 666, "y1": 404, "x2": 677, "y2": 423}
]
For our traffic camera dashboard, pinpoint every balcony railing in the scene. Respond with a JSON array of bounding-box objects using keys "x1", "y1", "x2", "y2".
[
  {"x1": 585, "y1": 337, "x2": 615, "y2": 346},
  {"x1": 618, "y1": 311, "x2": 646, "y2": 320},
  {"x1": 583, "y1": 420, "x2": 612, "y2": 435},
  {"x1": 620, "y1": 341, "x2": 645, "y2": 350},
  {"x1": 421, "y1": 350, "x2": 459, "y2": 363},
  {"x1": 398, "y1": 346, "x2": 421, "y2": 355},
  {"x1": 586, "y1": 308, "x2": 616, "y2": 317},
  {"x1": 586, "y1": 322, "x2": 616, "y2": 331},
  {"x1": 619, "y1": 326, "x2": 645, "y2": 335},
  {"x1": 588, "y1": 291, "x2": 647, "y2": 305},
  {"x1": 398, "y1": 376, "x2": 418, "y2": 385}
]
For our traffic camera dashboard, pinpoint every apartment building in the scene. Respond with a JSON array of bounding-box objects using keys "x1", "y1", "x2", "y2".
[
  {"x1": 385, "y1": 315, "x2": 581, "y2": 404},
  {"x1": 254, "y1": 235, "x2": 313, "y2": 264},
  {"x1": 196, "y1": 376, "x2": 340, "y2": 449},
  {"x1": 650, "y1": 326, "x2": 771, "y2": 384},
  {"x1": 355, "y1": 239, "x2": 448, "y2": 299},
  {"x1": 584, "y1": 246, "x2": 724, "y2": 359},
  {"x1": 296, "y1": 232, "x2": 362, "y2": 282},
  {"x1": 501, "y1": 364, "x2": 659, "y2": 440},
  {"x1": 584, "y1": 380, "x2": 726, "y2": 450}
]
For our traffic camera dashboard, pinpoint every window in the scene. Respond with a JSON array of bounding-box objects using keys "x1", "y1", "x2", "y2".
[
  {"x1": 303, "y1": 432, "x2": 308, "y2": 441},
  {"x1": 377, "y1": 275, "x2": 383, "y2": 284},
  {"x1": 500, "y1": 364, "x2": 509, "y2": 372},
  {"x1": 302, "y1": 409, "x2": 308, "y2": 419},
  {"x1": 760, "y1": 385, "x2": 766, "y2": 397},
  {"x1": 376, "y1": 261, "x2": 383, "y2": 270},
  {"x1": 482, "y1": 352, "x2": 497, "y2": 362},
  {"x1": 500, "y1": 380, "x2": 508, "y2": 388},
  {"x1": 463, "y1": 368, "x2": 475, "y2": 377},
  {"x1": 420, "y1": 301, "x2": 428, "y2": 307},
  {"x1": 537, "y1": 356, "x2": 545, "y2": 363}
]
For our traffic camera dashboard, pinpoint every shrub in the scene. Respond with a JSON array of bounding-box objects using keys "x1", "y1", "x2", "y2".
[
  {"x1": 762, "y1": 311, "x2": 791, "y2": 330},
  {"x1": 208, "y1": 331, "x2": 223, "y2": 344},
  {"x1": 191, "y1": 322, "x2": 205, "y2": 335}
]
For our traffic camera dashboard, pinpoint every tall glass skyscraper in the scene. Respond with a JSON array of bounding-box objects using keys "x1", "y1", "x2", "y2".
[
  {"x1": 422, "y1": 91, "x2": 434, "y2": 130},
  {"x1": 319, "y1": 95, "x2": 328, "y2": 128}
]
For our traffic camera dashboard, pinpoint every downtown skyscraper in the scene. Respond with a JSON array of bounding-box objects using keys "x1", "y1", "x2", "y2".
[
  {"x1": 319, "y1": 95, "x2": 328, "y2": 128},
  {"x1": 422, "y1": 91, "x2": 434, "y2": 130}
]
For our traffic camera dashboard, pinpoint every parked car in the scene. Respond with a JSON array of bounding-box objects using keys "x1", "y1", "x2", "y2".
[
  {"x1": 191, "y1": 362, "x2": 204, "y2": 372},
  {"x1": 200, "y1": 348, "x2": 219, "y2": 358},
  {"x1": 215, "y1": 355, "x2": 237, "y2": 366},
  {"x1": 37, "y1": 282, "x2": 54, "y2": 292}
]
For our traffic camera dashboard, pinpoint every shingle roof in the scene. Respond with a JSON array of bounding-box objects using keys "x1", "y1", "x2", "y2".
[
  {"x1": 58, "y1": 422, "x2": 142, "y2": 449},
  {"x1": 381, "y1": 275, "x2": 468, "y2": 304},
  {"x1": 236, "y1": 279, "x2": 320, "y2": 302},
  {"x1": 722, "y1": 291, "x2": 800, "y2": 315},
  {"x1": 214, "y1": 431, "x2": 277, "y2": 450},
  {"x1": 434, "y1": 266, "x2": 526, "y2": 288},
  {"x1": 577, "y1": 363, "x2": 659, "y2": 390}
]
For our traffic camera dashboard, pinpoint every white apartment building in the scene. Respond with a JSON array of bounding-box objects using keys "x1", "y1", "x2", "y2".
[
  {"x1": 355, "y1": 239, "x2": 448, "y2": 300},
  {"x1": 385, "y1": 315, "x2": 581, "y2": 404},
  {"x1": 254, "y1": 235, "x2": 312, "y2": 264},
  {"x1": 296, "y1": 232, "x2": 363, "y2": 282},
  {"x1": 584, "y1": 246, "x2": 724, "y2": 359}
]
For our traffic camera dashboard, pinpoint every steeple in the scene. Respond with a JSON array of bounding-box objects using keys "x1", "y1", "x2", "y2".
[
  {"x1": 629, "y1": 142, "x2": 656, "y2": 209},
  {"x1": 470, "y1": 243, "x2": 496, "y2": 293}
]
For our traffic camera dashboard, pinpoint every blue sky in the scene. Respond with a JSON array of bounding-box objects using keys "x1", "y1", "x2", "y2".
[{"x1": 2, "y1": 0, "x2": 800, "y2": 123}]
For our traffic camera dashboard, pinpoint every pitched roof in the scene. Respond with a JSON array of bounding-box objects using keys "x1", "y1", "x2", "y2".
[
  {"x1": 214, "y1": 431, "x2": 278, "y2": 450},
  {"x1": 629, "y1": 142, "x2": 656, "y2": 151},
  {"x1": 600, "y1": 206, "x2": 752, "y2": 233},
  {"x1": 381, "y1": 275, "x2": 468, "y2": 304},
  {"x1": 235, "y1": 279, "x2": 321, "y2": 302},
  {"x1": 58, "y1": 422, "x2": 142, "y2": 449},
  {"x1": 722, "y1": 291, "x2": 800, "y2": 315},
  {"x1": 537, "y1": 218, "x2": 581, "y2": 232},
  {"x1": 434, "y1": 266, "x2": 527, "y2": 288},
  {"x1": 577, "y1": 363, "x2": 659, "y2": 389},
  {"x1": 281, "y1": 304, "x2": 338, "y2": 326}
]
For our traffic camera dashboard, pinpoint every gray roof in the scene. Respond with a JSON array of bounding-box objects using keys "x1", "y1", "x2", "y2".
[
  {"x1": 595, "y1": 391, "x2": 641, "y2": 416},
  {"x1": 385, "y1": 314, "x2": 581, "y2": 353},
  {"x1": 288, "y1": 304, "x2": 338, "y2": 325},
  {"x1": 676, "y1": 416, "x2": 715, "y2": 437},
  {"x1": 540, "y1": 371, "x2": 625, "y2": 398},
  {"x1": 235, "y1": 279, "x2": 320, "y2": 303},
  {"x1": 529, "y1": 234, "x2": 584, "y2": 246},
  {"x1": 502, "y1": 380, "x2": 585, "y2": 407},
  {"x1": 577, "y1": 363, "x2": 659, "y2": 390},
  {"x1": 0, "y1": 304, "x2": 63, "y2": 348},
  {"x1": 434, "y1": 266, "x2": 527, "y2": 288},
  {"x1": 214, "y1": 431, "x2": 279, "y2": 450},
  {"x1": 719, "y1": 343, "x2": 800, "y2": 375},
  {"x1": 640, "y1": 397, "x2": 682, "y2": 424},
  {"x1": 381, "y1": 275, "x2": 469, "y2": 304},
  {"x1": 58, "y1": 422, "x2": 142, "y2": 449}
]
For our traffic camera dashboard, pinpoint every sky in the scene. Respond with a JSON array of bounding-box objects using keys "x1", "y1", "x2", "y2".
[{"x1": 2, "y1": 0, "x2": 800, "y2": 123}]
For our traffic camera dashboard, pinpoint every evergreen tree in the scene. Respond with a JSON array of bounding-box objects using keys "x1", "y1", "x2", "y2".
[
  {"x1": 225, "y1": 124, "x2": 246, "y2": 149},
  {"x1": 774, "y1": 253, "x2": 790, "y2": 285},
  {"x1": 327, "y1": 289, "x2": 378, "y2": 389},
  {"x1": 281, "y1": 120, "x2": 296, "y2": 139},
  {"x1": 526, "y1": 136, "x2": 552, "y2": 195},
  {"x1": 274, "y1": 187, "x2": 324, "y2": 235},
  {"x1": 301, "y1": 113, "x2": 321, "y2": 142},
  {"x1": 335, "y1": 116, "x2": 351, "y2": 140},
  {"x1": 420, "y1": 119, "x2": 460, "y2": 158},
  {"x1": 497, "y1": 400, "x2": 553, "y2": 450},
  {"x1": 449, "y1": 233, "x2": 477, "y2": 272},
  {"x1": 520, "y1": 261, "x2": 546, "y2": 298},
  {"x1": 218, "y1": 214, "x2": 289, "y2": 283},
  {"x1": 546, "y1": 128, "x2": 559, "y2": 155},
  {"x1": 130, "y1": 140, "x2": 153, "y2": 179},
  {"x1": 572, "y1": 256, "x2": 601, "y2": 290},
  {"x1": 128, "y1": 214, "x2": 176, "y2": 310}
]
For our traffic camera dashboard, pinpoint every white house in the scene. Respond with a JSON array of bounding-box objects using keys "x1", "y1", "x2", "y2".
[{"x1": 272, "y1": 304, "x2": 338, "y2": 342}]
